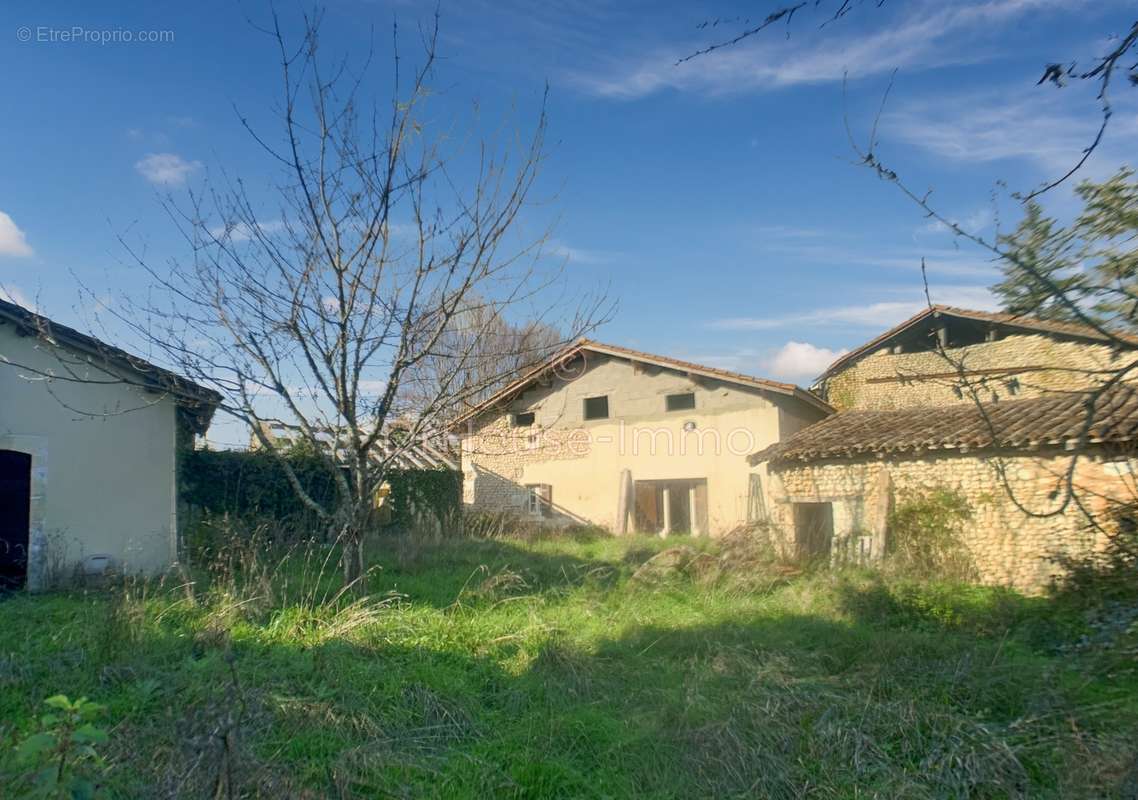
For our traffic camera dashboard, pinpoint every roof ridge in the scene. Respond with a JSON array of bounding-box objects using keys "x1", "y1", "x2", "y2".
[
  {"x1": 450, "y1": 337, "x2": 832, "y2": 428},
  {"x1": 817, "y1": 305, "x2": 1138, "y2": 382}
]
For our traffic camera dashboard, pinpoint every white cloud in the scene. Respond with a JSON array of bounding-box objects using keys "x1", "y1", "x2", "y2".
[
  {"x1": 918, "y1": 206, "x2": 994, "y2": 237},
  {"x1": 751, "y1": 229, "x2": 1001, "y2": 279},
  {"x1": 134, "y1": 152, "x2": 202, "y2": 185},
  {"x1": 709, "y1": 286, "x2": 1000, "y2": 331},
  {"x1": 569, "y1": 0, "x2": 1069, "y2": 99},
  {"x1": 884, "y1": 89, "x2": 1138, "y2": 175},
  {"x1": 0, "y1": 211, "x2": 33, "y2": 257},
  {"x1": 763, "y1": 341, "x2": 848, "y2": 381},
  {"x1": 0, "y1": 284, "x2": 36, "y2": 310},
  {"x1": 208, "y1": 220, "x2": 286, "y2": 243},
  {"x1": 712, "y1": 300, "x2": 923, "y2": 331},
  {"x1": 547, "y1": 239, "x2": 614, "y2": 265},
  {"x1": 755, "y1": 238, "x2": 1001, "y2": 279}
]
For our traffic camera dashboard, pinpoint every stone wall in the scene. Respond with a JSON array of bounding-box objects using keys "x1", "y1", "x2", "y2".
[
  {"x1": 820, "y1": 333, "x2": 1134, "y2": 411},
  {"x1": 766, "y1": 449, "x2": 1133, "y2": 592},
  {"x1": 461, "y1": 414, "x2": 591, "y2": 523}
]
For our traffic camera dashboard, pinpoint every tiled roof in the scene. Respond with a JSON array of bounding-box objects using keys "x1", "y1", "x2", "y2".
[
  {"x1": 818, "y1": 305, "x2": 1138, "y2": 381},
  {"x1": 451, "y1": 338, "x2": 832, "y2": 427},
  {"x1": 748, "y1": 386, "x2": 1138, "y2": 466}
]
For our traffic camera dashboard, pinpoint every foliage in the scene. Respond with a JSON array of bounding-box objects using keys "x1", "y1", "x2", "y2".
[
  {"x1": 886, "y1": 488, "x2": 977, "y2": 581},
  {"x1": 1, "y1": 534, "x2": 1136, "y2": 797},
  {"x1": 993, "y1": 168, "x2": 1138, "y2": 333},
  {"x1": 181, "y1": 449, "x2": 339, "y2": 525},
  {"x1": 1051, "y1": 502, "x2": 1138, "y2": 606},
  {"x1": 180, "y1": 449, "x2": 460, "y2": 537},
  {"x1": 6, "y1": 695, "x2": 108, "y2": 799}
]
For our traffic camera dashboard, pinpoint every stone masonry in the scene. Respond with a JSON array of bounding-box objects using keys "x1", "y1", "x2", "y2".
[
  {"x1": 820, "y1": 333, "x2": 1135, "y2": 412},
  {"x1": 767, "y1": 449, "x2": 1131, "y2": 591}
]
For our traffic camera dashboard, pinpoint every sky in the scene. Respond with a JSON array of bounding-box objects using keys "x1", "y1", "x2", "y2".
[{"x1": 1, "y1": 0, "x2": 1136, "y2": 446}]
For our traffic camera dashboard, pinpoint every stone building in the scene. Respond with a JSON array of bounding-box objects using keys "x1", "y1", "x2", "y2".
[
  {"x1": 750, "y1": 305, "x2": 1138, "y2": 591},
  {"x1": 453, "y1": 339, "x2": 831, "y2": 535}
]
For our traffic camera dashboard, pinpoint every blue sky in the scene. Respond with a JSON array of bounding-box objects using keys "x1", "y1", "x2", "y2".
[{"x1": 2, "y1": 0, "x2": 1135, "y2": 432}]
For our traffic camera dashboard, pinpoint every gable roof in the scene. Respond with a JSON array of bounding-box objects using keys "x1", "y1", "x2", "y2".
[
  {"x1": 818, "y1": 305, "x2": 1138, "y2": 383},
  {"x1": 747, "y1": 386, "x2": 1138, "y2": 467},
  {"x1": 0, "y1": 298, "x2": 222, "y2": 433},
  {"x1": 451, "y1": 338, "x2": 832, "y2": 428}
]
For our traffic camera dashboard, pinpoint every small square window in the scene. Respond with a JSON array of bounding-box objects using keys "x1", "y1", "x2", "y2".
[
  {"x1": 513, "y1": 412, "x2": 535, "y2": 427},
  {"x1": 666, "y1": 392, "x2": 695, "y2": 412},
  {"x1": 583, "y1": 395, "x2": 609, "y2": 420}
]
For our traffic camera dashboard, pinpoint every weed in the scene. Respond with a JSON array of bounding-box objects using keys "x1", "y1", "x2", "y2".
[
  {"x1": 6, "y1": 694, "x2": 109, "y2": 799},
  {"x1": 887, "y1": 488, "x2": 977, "y2": 580}
]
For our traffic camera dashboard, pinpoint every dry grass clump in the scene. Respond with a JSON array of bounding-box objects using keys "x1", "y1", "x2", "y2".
[{"x1": 3, "y1": 526, "x2": 1136, "y2": 798}]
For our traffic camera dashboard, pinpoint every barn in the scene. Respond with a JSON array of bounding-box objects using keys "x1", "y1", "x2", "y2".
[{"x1": 0, "y1": 299, "x2": 219, "y2": 590}]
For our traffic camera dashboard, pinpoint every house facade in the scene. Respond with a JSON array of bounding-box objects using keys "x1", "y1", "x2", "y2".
[
  {"x1": 454, "y1": 340, "x2": 831, "y2": 535},
  {"x1": 751, "y1": 306, "x2": 1138, "y2": 591},
  {"x1": 0, "y1": 300, "x2": 218, "y2": 590}
]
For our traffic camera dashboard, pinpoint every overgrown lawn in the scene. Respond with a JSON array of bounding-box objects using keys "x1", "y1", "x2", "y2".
[{"x1": 1, "y1": 532, "x2": 1136, "y2": 798}]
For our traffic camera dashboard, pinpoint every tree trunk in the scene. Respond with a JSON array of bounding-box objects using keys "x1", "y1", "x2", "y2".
[{"x1": 338, "y1": 519, "x2": 367, "y2": 591}]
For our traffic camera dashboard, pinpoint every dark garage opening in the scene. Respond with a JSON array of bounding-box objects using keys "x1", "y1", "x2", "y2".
[
  {"x1": 0, "y1": 450, "x2": 32, "y2": 590},
  {"x1": 793, "y1": 502, "x2": 833, "y2": 560}
]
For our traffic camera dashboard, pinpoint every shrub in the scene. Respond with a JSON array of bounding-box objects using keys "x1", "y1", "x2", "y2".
[
  {"x1": 180, "y1": 449, "x2": 461, "y2": 538},
  {"x1": 6, "y1": 695, "x2": 109, "y2": 799},
  {"x1": 886, "y1": 488, "x2": 977, "y2": 581},
  {"x1": 1051, "y1": 502, "x2": 1138, "y2": 606}
]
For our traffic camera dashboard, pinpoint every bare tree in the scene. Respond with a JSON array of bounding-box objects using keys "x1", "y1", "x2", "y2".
[
  {"x1": 400, "y1": 296, "x2": 565, "y2": 420},
  {"x1": 114, "y1": 9, "x2": 606, "y2": 585}
]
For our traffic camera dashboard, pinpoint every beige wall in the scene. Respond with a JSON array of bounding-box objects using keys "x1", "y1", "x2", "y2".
[
  {"x1": 460, "y1": 353, "x2": 825, "y2": 534},
  {"x1": 0, "y1": 326, "x2": 181, "y2": 586},
  {"x1": 819, "y1": 333, "x2": 1135, "y2": 412},
  {"x1": 767, "y1": 451, "x2": 1130, "y2": 592}
]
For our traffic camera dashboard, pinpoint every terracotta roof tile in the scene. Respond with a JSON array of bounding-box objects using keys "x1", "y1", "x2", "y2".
[{"x1": 749, "y1": 386, "x2": 1138, "y2": 466}]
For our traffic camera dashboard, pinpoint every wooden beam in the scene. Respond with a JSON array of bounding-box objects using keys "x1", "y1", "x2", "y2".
[{"x1": 865, "y1": 365, "x2": 1046, "y2": 384}]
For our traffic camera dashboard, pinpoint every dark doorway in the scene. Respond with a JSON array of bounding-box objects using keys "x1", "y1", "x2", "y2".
[
  {"x1": 0, "y1": 450, "x2": 32, "y2": 590},
  {"x1": 793, "y1": 502, "x2": 833, "y2": 560}
]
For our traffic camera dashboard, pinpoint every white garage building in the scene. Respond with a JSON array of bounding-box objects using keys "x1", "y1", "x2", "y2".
[{"x1": 0, "y1": 299, "x2": 219, "y2": 590}]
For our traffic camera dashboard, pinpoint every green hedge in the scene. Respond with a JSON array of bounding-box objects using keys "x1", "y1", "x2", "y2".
[{"x1": 180, "y1": 449, "x2": 460, "y2": 531}]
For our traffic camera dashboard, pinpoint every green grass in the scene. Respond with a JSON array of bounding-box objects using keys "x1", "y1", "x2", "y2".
[{"x1": 1, "y1": 532, "x2": 1136, "y2": 798}]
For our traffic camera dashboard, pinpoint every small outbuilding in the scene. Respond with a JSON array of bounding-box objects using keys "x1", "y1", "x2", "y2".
[
  {"x1": 749, "y1": 305, "x2": 1138, "y2": 592},
  {"x1": 0, "y1": 299, "x2": 219, "y2": 590}
]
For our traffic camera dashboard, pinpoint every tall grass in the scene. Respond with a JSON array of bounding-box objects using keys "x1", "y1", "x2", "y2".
[{"x1": 0, "y1": 520, "x2": 1135, "y2": 798}]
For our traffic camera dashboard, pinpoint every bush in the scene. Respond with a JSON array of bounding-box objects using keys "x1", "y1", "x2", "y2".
[
  {"x1": 180, "y1": 449, "x2": 461, "y2": 539},
  {"x1": 5, "y1": 695, "x2": 109, "y2": 799},
  {"x1": 886, "y1": 488, "x2": 977, "y2": 581},
  {"x1": 1051, "y1": 503, "x2": 1138, "y2": 606}
]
